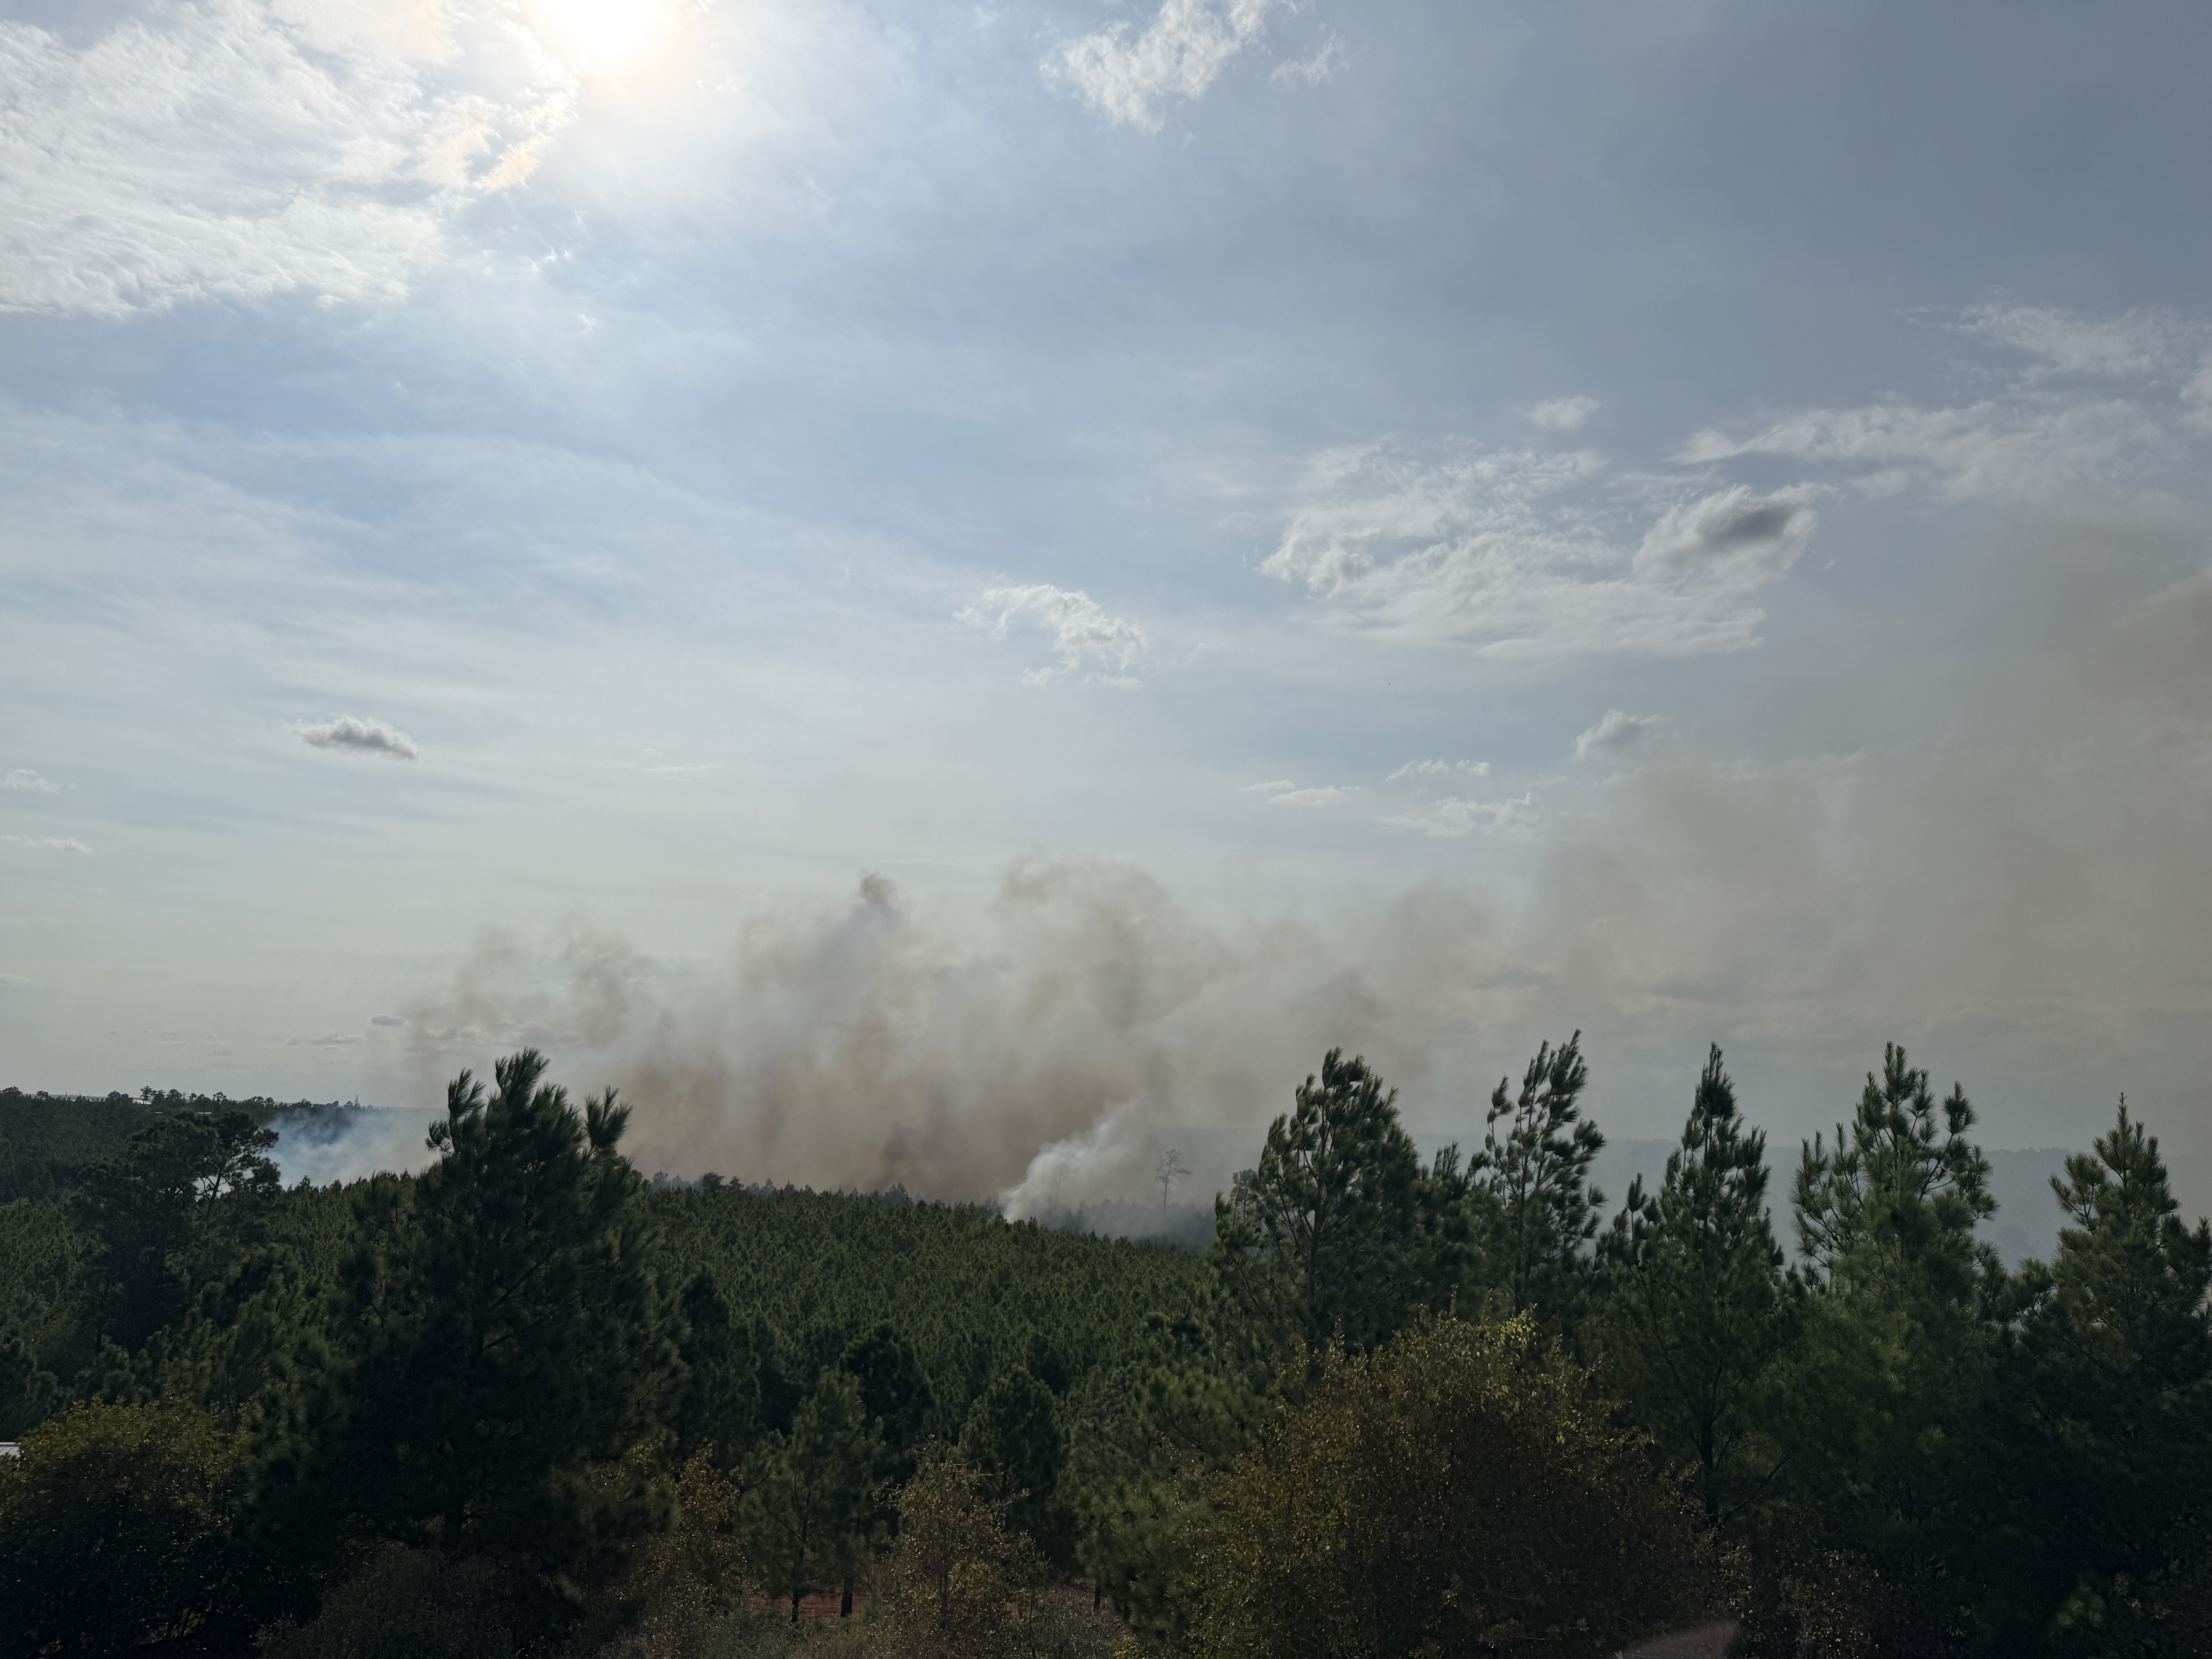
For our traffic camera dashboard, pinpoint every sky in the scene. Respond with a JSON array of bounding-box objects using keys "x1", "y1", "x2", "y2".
[{"x1": 4, "y1": 0, "x2": 2211, "y2": 1211}]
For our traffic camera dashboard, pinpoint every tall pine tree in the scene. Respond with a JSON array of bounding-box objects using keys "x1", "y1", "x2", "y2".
[
  {"x1": 1776, "y1": 1044, "x2": 2002, "y2": 1625},
  {"x1": 1212, "y1": 1049, "x2": 1423, "y2": 1353},
  {"x1": 1594, "y1": 1045, "x2": 1787, "y2": 1522},
  {"x1": 280, "y1": 1051, "x2": 674, "y2": 1575},
  {"x1": 1473, "y1": 1032, "x2": 1605, "y2": 1327},
  {"x1": 741, "y1": 1368, "x2": 883, "y2": 1620},
  {"x1": 2003, "y1": 1097, "x2": 2212, "y2": 1645}
]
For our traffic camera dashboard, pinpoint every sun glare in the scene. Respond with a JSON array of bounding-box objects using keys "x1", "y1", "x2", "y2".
[{"x1": 526, "y1": 0, "x2": 684, "y2": 78}]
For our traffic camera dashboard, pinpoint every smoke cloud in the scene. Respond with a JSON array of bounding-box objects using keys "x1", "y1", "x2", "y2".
[
  {"x1": 334, "y1": 499, "x2": 2212, "y2": 1230},
  {"x1": 388, "y1": 862, "x2": 1510, "y2": 1214}
]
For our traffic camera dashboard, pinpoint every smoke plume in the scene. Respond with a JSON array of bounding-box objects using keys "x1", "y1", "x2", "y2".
[{"x1": 346, "y1": 501, "x2": 2212, "y2": 1226}]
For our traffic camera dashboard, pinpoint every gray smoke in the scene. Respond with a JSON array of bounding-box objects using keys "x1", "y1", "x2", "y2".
[
  {"x1": 386, "y1": 861, "x2": 1512, "y2": 1214},
  {"x1": 328, "y1": 499, "x2": 2212, "y2": 1234}
]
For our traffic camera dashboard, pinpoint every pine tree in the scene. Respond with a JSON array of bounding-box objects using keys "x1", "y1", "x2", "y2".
[
  {"x1": 1472, "y1": 1032, "x2": 1605, "y2": 1326},
  {"x1": 741, "y1": 1368, "x2": 882, "y2": 1621},
  {"x1": 1212, "y1": 1049, "x2": 1423, "y2": 1353},
  {"x1": 70, "y1": 1110, "x2": 280, "y2": 1352},
  {"x1": 671, "y1": 1271, "x2": 762, "y2": 1466},
  {"x1": 1774, "y1": 1044, "x2": 2002, "y2": 1614},
  {"x1": 2005, "y1": 1097, "x2": 2212, "y2": 1643},
  {"x1": 960, "y1": 1364, "x2": 1068, "y2": 1565},
  {"x1": 285, "y1": 1051, "x2": 674, "y2": 1573},
  {"x1": 1594, "y1": 1045, "x2": 1787, "y2": 1522}
]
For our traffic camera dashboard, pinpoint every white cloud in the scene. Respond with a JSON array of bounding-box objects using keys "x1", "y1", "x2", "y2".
[
  {"x1": 1384, "y1": 758, "x2": 1489, "y2": 784},
  {"x1": 0, "y1": 0, "x2": 573, "y2": 317},
  {"x1": 2, "y1": 834, "x2": 91, "y2": 854},
  {"x1": 2, "y1": 769, "x2": 60, "y2": 793},
  {"x1": 1575, "y1": 708, "x2": 1665, "y2": 759},
  {"x1": 1270, "y1": 34, "x2": 1343, "y2": 88},
  {"x1": 1680, "y1": 304, "x2": 2212, "y2": 503},
  {"x1": 1633, "y1": 485, "x2": 1816, "y2": 586},
  {"x1": 1526, "y1": 396, "x2": 1600, "y2": 433},
  {"x1": 1058, "y1": 0, "x2": 1287, "y2": 132},
  {"x1": 1261, "y1": 443, "x2": 1794, "y2": 658},
  {"x1": 299, "y1": 714, "x2": 420, "y2": 759},
  {"x1": 960, "y1": 584, "x2": 1147, "y2": 683},
  {"x1": 1242, "y1": 778, "x2": 1297, "y2": 793},
  {"x1": 1678, "y1": 397, "x2": 2175, "y2": 503},
  {"x1": 1955, "y1": 303, "x2": 2203, "y2": 383},
  {"x1": 1268, "y1": 785, "x2": 1355, "y2": 807},
  {"x1": 1382, "y1": 792, "x2": 1538, "y2": 838}
]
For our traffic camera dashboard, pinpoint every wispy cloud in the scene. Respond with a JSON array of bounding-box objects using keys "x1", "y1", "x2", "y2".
[
  {"x1": 2, "y1": 833, "x2": 91, "y2": 854},
  {"x1": 2, "y1": 769, "x2": 59, "y2": 793},
  {"x1": 298, "y1": 715, "x2": 419, "y2": 760},
  {"x1": 1058, "y1": 0, "x2": 1288, "y2": 132},
  {"x1": 0, "y1": 0, "x2": 572, "y2": 317},
  {"x1": 1384, "y1": 758, "x2": 1490, "y2": 784},
  {"x1": 1526, "y1": 396, "x2": 1600, "y2": 433},
  {"x1": 1267, "y1": 784, "x2": 1355, "y2": 807},
  {"x1": 1269, "y1": 34, "x2": 1343, "y2": 88},
  {"x1": 960, "y1": 584, "x2": 1147, "y2": 683},
  {"x1": 1381, "y1": 793, "x2": 1539, "y2": 838},
  {"x1": 1681, "y1": 304, "x2": 2212, "y2": 501},
  {"x1": 1954, "y1": 303, "x2": 2205, "y2": 383},
  {"x1": 1261, "y1": 443, "x2": 1808, "y2": 658},
  {"x1": 1575, "y1": 708, "x2": 1666, "y2": 759}
]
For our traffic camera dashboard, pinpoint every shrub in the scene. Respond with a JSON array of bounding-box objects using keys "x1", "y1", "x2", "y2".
[
  {"x1": 256, "y1": 1546, "x2": 525, "y2": 1659},
  {"x1": 870, "y1": 1449, "x2": 1040, "y2": 1659},
  {"x1": 1185, "y1": 1314, "x2": 1724, "y2": 1659},
  {"x1": 0, "y1": 1398, "x2": 243, "y2": 1655}
]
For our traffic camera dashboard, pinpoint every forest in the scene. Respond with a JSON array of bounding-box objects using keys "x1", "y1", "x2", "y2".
[{"x1": 1, "y1": 1037, "x2": 2208, "y2": 1659}]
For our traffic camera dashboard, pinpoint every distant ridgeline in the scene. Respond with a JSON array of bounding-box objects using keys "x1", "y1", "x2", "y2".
[{"x1": 0, "y1": 1086, "x2": 364, "y2": 1203}]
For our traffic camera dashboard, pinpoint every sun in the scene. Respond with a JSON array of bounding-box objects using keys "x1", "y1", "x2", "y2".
[{"x1": 526, "y1": 0, "x2": 685, "y2": 78}]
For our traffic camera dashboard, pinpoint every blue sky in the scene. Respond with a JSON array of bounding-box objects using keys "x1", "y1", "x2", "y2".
[{"x1": 5, "y1": 0, "x2": 2211, "y2": 1203}]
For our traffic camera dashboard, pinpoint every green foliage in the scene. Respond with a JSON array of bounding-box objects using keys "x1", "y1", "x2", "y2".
[
  {"x1": 2001, "y1": 1098, "x2": 2212, "y2": 1649},
  {"x1": 1768, "y1": 1045, "x2": 2004, "y2": 1633},
  {"x1": 14, "y1": 1042, "x2": 2212, "y2": 1659},
  {"x1": 1472, "y1": 1032, "x2": 1605, "y2": 1326},
  {"x1": 1794, "y1": 1042, "x2": 1996, "y2": 1292},
  {"x1": 871, "y1": 1449, "x2": 1041, "y2": 1659},
  {"x1": 962, "y1": 1363, "x2": 1070, "y2": 1565},
  {"x1": 1594, "y1": 1046, "x2": 1789, "y2": 1522},
  {"x1": 288, "y1": 1051, "x2": 676, "y2": 1574},
  {"x1": 743, "y1": 1369, "x2": 884, "y2": 1619},
  {"x1": 841, "y1": 1322, "x2": 936, "y2": 1480},
  {"x1": 69, "y1": 1107, "x2": 282, "y2": 1351},
  {"x1": 1185, "y1": 1314, "x2": 1723, "y2": 1659},
  {"x1": 1062, "y1": 1315, "x2": 1267, "y2": 1650},
  {"x1": 675, "y1": 1270, "x2": 767, "y2": 1466},
  {"x1": 655, "y1": 1182, "x2": 1207, "y2": 1440},
  {"x1": 0, "y1": 1398, "x2": 245, "y2": 1656},
  {"x1": 0, "y1": 1198, "x2": 87, "y2": 1435},
  {"x1": 1211, "y1": 1049, "x2": 1425, "y2": 1354},
  {"x1": 256, "y1": 1546, "x2": 531, "y2": 1659}
]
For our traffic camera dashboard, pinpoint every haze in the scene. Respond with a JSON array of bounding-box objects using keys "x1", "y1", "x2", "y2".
[{"x1": 3, "y1": 0, "x2": 2209, "y2": 1205}]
